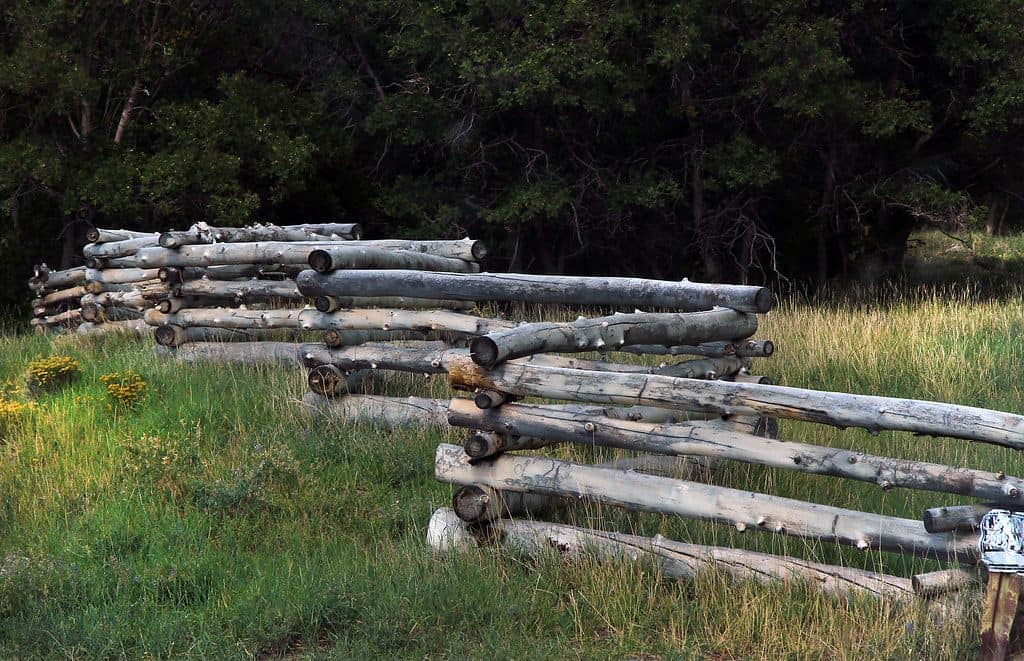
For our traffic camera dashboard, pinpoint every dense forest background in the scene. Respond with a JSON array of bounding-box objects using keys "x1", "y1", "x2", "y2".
[{"x1": 1, "y1": 1, "x2": 1022, "y2": 312}]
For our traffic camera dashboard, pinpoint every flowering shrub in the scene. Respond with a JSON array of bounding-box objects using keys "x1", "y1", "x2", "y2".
[
  {"x1": 26, "y1": 356, "x2": 81, "y2": 394},
  {"x1": 100, "y1": 371, "x2": 148, "y2": 410},
  {"x1": 0, "y1": 398, "x2": 35, "y2": 441}
]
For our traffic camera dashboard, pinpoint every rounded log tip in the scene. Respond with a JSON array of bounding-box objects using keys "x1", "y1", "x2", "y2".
[
  {"x1": 474, "y1": 390, "x2": 502, "y2": 409},
  {"x1": 154, "y1": 324, "x2": 186, "y2": 347},
  {"x1": 464, "y1": 433, "x2": 501, "y2": 459},
  {"x1": 85, "y1": 257, "x2": 104, "y2": 269},
  {"x1": 308, "y1": 364, "x2": 346, "y2": 396},
  {"x1": 314, "y1": 296, "x2": 337, "y2": 313},
  {"x1": 156, "y1": 299, "x2": 173, "y2": 314},
  {"x1": 85, "y1": 228, "x2": 100, "y2": 242},
  {"x1": 761, "y1": 340, "x2": 775, "y2": 356},
  {"x1": 754, "y1": 287, "x2": 774, "y2": 313},
  {"x1": 470, "y1": 240, "x2": 487, "y2": 261},
  {"x1": 426, "y1": 508, "x2": 476, "y2": 554},
  {"x1": 469, "y1": 337, "x2": 500, "y2": 368},
  {"x1": 452, "y1": 485, "x2": 492, "y2": 523},
  {"x1": 157, "y1": 233, "x2": 180, "y2": 248},
  {"x1": 80, "y1": 303, "x2": 101, "y2": 322},
  {"x1": 158, "y1": 267, "x2": 181, "y2": 284},
  {"x1": 307, "y1": 249, "x2": 334, "y2": 273},
  {"x1": 349, "y1": 223, "x2": 364, "y2": 241}
]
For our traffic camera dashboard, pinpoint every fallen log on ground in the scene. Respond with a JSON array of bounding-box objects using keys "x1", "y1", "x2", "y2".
[
  {"x1": 298, "y1": 308, "x2": 514, "y2": 335},
  {"x1": 446, "y1": 356, "x2": 1024, "y2": 449},
  {"x1": 300, "y1": 391, "x2": 450, "y2": 427},
  {"x1": 912, "y1": 569, "x2": 978, "y2": 597},
  {"x1": 434, "y1": 444, "x2": 978, "y2": 563},
  {"x1": 468, "y1": 309, "x2": 757, "y2": 368},
  {"x1": 444, "y1": 399, "x2": 1024, "y2": 504},
  {"x1": 307, "y1": 246, "x2": 480, "y2": 273},
  {"x1": 426, "y1": 508, "x2": 917, "y2": 600},
  {"x1": 295, "y1": 270, "x2": 773, "y2": 313}
]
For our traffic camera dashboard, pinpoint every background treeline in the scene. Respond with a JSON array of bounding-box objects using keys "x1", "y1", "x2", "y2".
[{"x1": 1, "y1": 0, "x2": 1022, "y2": 312}]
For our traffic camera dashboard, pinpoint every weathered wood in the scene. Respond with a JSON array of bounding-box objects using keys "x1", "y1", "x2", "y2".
[
  {"x1": 300, "y1": 391, "x2": 449, "y2": 427},
  {"x1": 296, "y1": 270, "x2": 773, "y2": 312},
  {"x1": 299, "y1": 343, "x2": 467, "y2": 374},
  {"x1": 173, "y1": 278, "x2": 303, "y2": 301},
  {"x1": 912, "y1": 569, "x2": 977, "y2": 597},
  {"x1": 979, "y1": 573, "x2": 1022, "y2": 660},
  {"x1": 86, "y1": 228, "x2": 154, "y2": 243},
  {"x1": 145, "y1": 307, "x2": 305, "y2": 330},
  {"x1": 426, "y1": 508, "x2": 916, "y2": 600},
  {"x1": 307, "y1": 246, "x2": 480, "y2": 274},
  {"x1": 157, "y1": 296, "x2": 220, "y2": 314},
  {"x1": 76, "y1": 319, "x2": 151, "y2": 337},
  {"x1": 444, "y1": 399, "x2": 1024, "y2": 503},
  {"x1": 434, "y1": 443, "x2": 978, "y2": 562},
  {"x1": 169, "y1": 341, "x2": 301, "y2": 364},
  {"x1": 314, "y1": 295, "x2": 474, "y2": 313},
  {"x1": 80, "y1": 290, "x2": 150, "y2": 309},
  {"x1": 83, "y1": 279, "x2": 163, "y2": 295},
  {"x1": 923, "y1": 505, "x2": 995, "y2": 533},
  {"x1": 153, "y1": 324, "x2": 310, "y2": 347},
  {"x1": 36, "y1": 265, "x2": 88, "y2": 289},
  {"x1": 298, "y1": 308, "x2": 514, "y2": 335},
  {"x1": 307, "y1": 364, "x2": 368, "y2": 396},
  {"x1": 726, "y1": 372, "x2": 774, "y2": 385},
  {"x1": 620, "y1": 339, "x2": 775, "y2": 358},
  {"x1": 446, "y1": 356, "x2": 1024, "y2": 449},
  {"x1": 36, "y1": 285, "x2": 87, "y2": 307},
  {"x1": 323, "y1": 328, "x2": 464, "y2": 347},
  {"x1": 80, "y1": 304, "x2": 144, "y2": 323},
  {"x1": 280, "y1": 223, "x2": 364, "y2": 239},
  {"x1": 452, "y1": 485, "x2": 553, "y2": 523},
  {"x1": 84, "y1": 267, "x2": 161, "y2": 285},
  {"x1": 469, "y1": 309, "x2": 757, "y2": 367},
  {"x1": 82, "y1": 235, "x2": 159, "y2": 259},
  {"x1": 157, "y1": 265, "x2": 301, "y2": 283},
  {"x1": 39, "y1": 308, "x2": 82, "y2": 326},
  {"x1": 158, "y1": 222, "x2": 361, "y2": 248},
  {"x1": 474, "y1": 389, "x2": 516, "y2": 409},
  {"x1": 653, "y1": 356, "x2": 745, "y2": 380},
  {"x1": 463, "y1": 431, "x2": 552, "y2": 459}
]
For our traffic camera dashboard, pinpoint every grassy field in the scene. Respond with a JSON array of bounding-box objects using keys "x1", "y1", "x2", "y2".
[{"x1": 2, "y1": 288, "x2": 1022, "y2": 659}]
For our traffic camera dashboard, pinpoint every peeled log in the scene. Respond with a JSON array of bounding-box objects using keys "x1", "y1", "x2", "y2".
[
  {"x1": 83, "y1": 279, "x2": 164, "y2": 295},
  {"x1": 653, "y1": 356, "x2": 745, "y2": 380},
  {"x1": 912, "y1": 569, "x2": 978, "y2": 597},
  {"x1": 446, "y1": 356, "x2": 1024, "y2": 449},
  {"x1": 76, "y1": 319, "x2": 151, "y2": 337},
  {"x1": 84, "y1": 268, "x2": 161, "y2": 285},
  {"x1": 87, "y1": 228, "x2": 154, "y2": 243},
  {"x1": 39, "y1": 308, "x2": 82, "y2": 326},
  {"x1": 425, "y1": 509, "x2": 916, "y2": 600},
  {"x1": 922, "y1": 505, "x2": 995, "y2": 533},
  {"x1": 80, "y1": 304, "x2": 144, "y2": 322},
  {"x1": 299, "y1": 343, "x2": 467, "y2": 374},
  {"x1": 620, "y1": 339, "x2": 774, "y2": 358},
  {"x1": 433, "y1": 444, "x2": 977, "y2": 563},
  {"x1": 444, "y1": 399, "x2": 1024, "y2": 504},
  {"x1": 154, "y1": 324, "x2": 312, "y2": 347},
  {"x1": 323, "y1": 328, "x2": 464, "y2": 347},
  {"x1": 37, "y1": 266, "x2": 87, "y2": 289},
  {"x1": 315, "y1": 295, "x2": 473, "y2": 313},
  {"x1": 158, "y1": 222, "x2": 361, "y2": 248},
  {"x1": 298, "y1": 308, "x2": 513, "y2": 335},
  {"x1": 296, "y1": 270, "x2": 773, "y2": 313},
  {"x1": 469, "y1": 309, "x2": 757, "y2": 367},
  {"x1": 37, "y1": 285, "x2": 87, "y2": 307},
  {"x1": 82, "y1": 236, "x2": 159, "y2": 259},
  {"x1": 307, "y1": 246, "x2": 480, "y2": 274},
  {"x1": 174, "y1": 278, "x2": 303, "y2": 301},
  {"x1": 145, "y1": 307, "x2": 305, "y2": 330},
  {"x1": 307, "y1": 364, "x2": 367, "y2": 396},
  {"x1": 170, "y1": 341, "x2": 301, "y2": 364},
  {"x1": 300, "y1": 391, "x2": 449, "y2": 427}
]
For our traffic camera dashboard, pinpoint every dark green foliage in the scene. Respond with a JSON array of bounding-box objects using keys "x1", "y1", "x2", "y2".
[{"x1": 3, "y1": 1, "x2": 1024, "y2": 312}]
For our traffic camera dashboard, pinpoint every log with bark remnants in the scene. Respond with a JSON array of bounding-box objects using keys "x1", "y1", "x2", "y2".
[
  {"x1": 307, "y1": 246, "x2": 480, "y2": 273},
  {"x1": 158, "y1": 222, "x2": 362, "y2": 248},
  {"x1": 81, "y1": 304, "x2": 144, "y2": 323},
  {"x1": 76, "y1": 319, "x2": 151, "y2": 337},
  {"x1": 295, "y1": 270, "x2": 773, "y2": 313},
  {"x1": 86, "y1": 228, "x2": 155, "y2": 243},
  {"x1": 173, "y1": 278, "x2": 304, "y2": 301},
  {"x1": 300, "y1": 343, "x2": 468, "y2": 374},
  {"x1": 468, "y1": 309, "x2": 757, "y2": 368},
  {"x1": 153, "y1": 324, "x2": 312, "y2": 347},
  {"x1": 620, "y1": 339, "x2": 775, "y2": 358},
  {"x1": 168, "y1": 341, "x2": 302, "y2": 364},
  {"x1": 314, "y1": 295, "x2": 474, "y2": 313},
  {"x1": 30, "y1": 265, "x2": 87, "y2": 290},
  {"x1": 446, "y1": 356, "x2": 1024, "y2": 449},
  {"x1": 444, "y1": 399, "x2": 1024, "y2": 504},
  {"x1": 34, "y1": 285, "x2": 87, "y2": 307},
  {"x1": 426, "y1": 508, "x2": 917, "y2": 600},
  {"x1": 300, "y1": 391, "x2": 450, "y2": 427},
  {"x1": 144, "y1": 307, "x2": 305, "y2": 330},
  {"x1": 157, "y1": 265, "x2": 303, "y2": 283},
  {"x1": 433, "y1": 443, "x2": 978, "y2": 563},
  {"x1": 298, "y1": 308, "x2": 514, "y2": 335},
  {"x1": 82, "y1": 235, "x2": 159, "y2": 260},
  {"x1": 84, "y1": 267, "x2": 161, "y2": 285}
]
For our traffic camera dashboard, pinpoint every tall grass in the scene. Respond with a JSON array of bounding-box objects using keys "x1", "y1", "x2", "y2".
[{"x1": 0, "y1": 291, "x2": 1018, "y2": 658}]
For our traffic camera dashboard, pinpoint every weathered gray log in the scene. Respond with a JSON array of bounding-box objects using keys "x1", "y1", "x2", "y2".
[
  {"x1": 307, "y1": 246, "x2": 480, "y2": 273},
  {"x1": 468, "y1": 309, "x2": 757, "y2": 368},
  {"x1": 726, "y1": 373, "x2": 774, "y2": 385},
  {"x1": 81, "y1": 290, "x2": 148, "y2": 309},
  {"x1": 156, "y1": 297, "x2": 219, "y2": 314},
  {"x1": 173, "y1": 278, "x2": 303, "y2": 301},
  {"x1": 83, "y1": 279, "x2": 163, "y2": 295},
  {"x1": 653, "y1": 356, "x2": 745, "y2": 380},
  {"x1": 80, "y1": 304, "x2": 144, "y2": 322},
  {"x1": 158, "y1": 222, "x2": 361, "y2": 248},
  {"x1": 36, "y1": 265, "x2": 88, "y2": 289},
  {"x1": 426, "y1": 508, "x2": 916, "y2": 600},
  {"x1": 280, "y1": 223, "x2": 363, "y2": 239},
  {"x1": 434, "y1": 444, "x2": 977, "y2": 562},
  {"x1": 922, "y1": 505, "x2": 995, "y2": 533},
  {"x1": 513, "y1": 354, "x2": 662, "y2": 375},
  {"x1": 153, "y1": 324, "x2": 310, "y2": 347},
  {"x1": 39, "y1": 308, "x2": 82, "y2": 326},
  {"x1": 137, "y1": 239, "x2": 485, "y2": 268},
  {"x1": 169, "y1": 341, "x2": 301, "y2": 364},
  {"x1": 298, "y1": 308, "x2": 513, "y2": 335},
  {"x1": 314, "y1": 295, "x2": 474, "y2": 313},
  {"x1": 157, "y1": 265, "x2": 300, "y2": 283},
  {"x1": 474, "y1": 389, "x2": 515, "y2": 409},
  {"x1": 444, "y1": 399, "x2": 1024, "y2": 504},
  {"x1": 620, "y1": 339, "x2": 776, "y2": 358},
  {"x1": 300, "y1": 391, "x2": 449, "y2": 427},
  {"x1": 912, "y1": 569, "x2": 978, "y2": 597},
  {"x1": 452, "y1": 485, "x2": 553, "y2": 523},
  {"x1": 87, "y1": 228, "x2": 153, "y2": 243},
  {"x1": 36, "y1": 285, "x2": 87, "y2": 307},
  {"x1": 446, "y1": 356, "x2": 1024, "y2": 449},
  {"x1": 323, "y1": 328, "x2": 464, "y2": 347},
  {"x1": 463, "y1": 431, "x2": 552, "y2": 459},
  {"x1": 307, "y1": 364, "x2": 368, "y2": 396},
  {"x1": 299, "y1": 343, "x2": 468, "y2": 374},
  {"x1": 82, "y1": 235, "x2": 159, "y2": 259},
  {"x1": 296, "y1": 270, "x2": 773, "y2": 313},
  {"x1": 145, "y1": 307, "x2": 305, "y2": 330},
  {"x1": 84, "y1": 267, "x2": 161, "y2": 285},
  {"x1": 76, "y1": 319, "x2": 151, "y2": 337}
]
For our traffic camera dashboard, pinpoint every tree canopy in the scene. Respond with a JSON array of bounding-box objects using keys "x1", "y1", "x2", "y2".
[{"x1": 2, "y1": 1, "x2": 1022, "y2": 310}]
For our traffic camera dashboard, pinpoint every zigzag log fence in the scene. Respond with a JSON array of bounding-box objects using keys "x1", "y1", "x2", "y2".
[{"x1": 27, "y1": 223, "x2": 1024, "y2": 656}]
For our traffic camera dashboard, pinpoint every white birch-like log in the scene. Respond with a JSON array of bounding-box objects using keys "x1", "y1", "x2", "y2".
[
  {"x1": 922, "y1": 505, "x2": 995, "y2": 533},
  {"x1": 621, "y1": 339, "x2": 775, "y2": 358},
  {"x1": 173, "y1": 278, "x2": 303, "y2": 301},
  {"x1": 145, "y1": 307, "x2": 305, "y2": 330},
  {"x1": 86, "y1": 228, "x2": 154, "y2": 243},
  {"x1": 37, "y1": 265, "x2": 88, "y2": 289},
  {"x1": 314, "y1": 295, "x2": 474, "y2": 313},
  {"x1": 433, "y1": 444, "x2": 978, "y2": 562},
  {"x1": 84, "y1": 267, "x2": 161, "y2": 285},
  {"x1": 157, "y1": 265, "x2": 301, "y2": 283},
  {"x1": 153, "y1": 324, "x2": 311, "y2": 347},
  {"x1": 300, "y1": 391, "x2": 450, "y2": 427},
  {"x1": 446, "y1": 356, "x2": 1024, "y2": 449},
  {"x1": 425, "y1": 508, "x2": 916, "y2": 600},
  {"x1": 322, "y1": 328, "x2": 464, "y2": 347},
  {"x1": 444, "y1": 399, "x2": 1024, "y2": 504},
  {"x1": 307, "y1": 246, "x2": 480, "y2": 273},
  {"x1": 653, "y1": 356, "x2": 746, "y2": 380},
  {"x1": 296, "y1": 270, "x2": 774, "y2": 313},
  {"x1": 82, "y1": 235, "x2": 159, "y2": 259},
  {"x1": 80, "y1": 290, "x2": 148, "y2": 309},
  {"x1": 911, "y1": 569, "x2": 978, "y2": 597},
  {"x1": 298, "y1": 308, "x2": 514, "y2": 335},
  {"x1": 158, "y1": 222, "x2": 361, "y2": 248},
  {"x1": 76, "y1": 319, "x2": 151, "y2": 337},
  {"x1": 469, "y1": 309, "x2": 757, "y2": 367},
  {"x1": 299, "y1": 343, "x2": 468, "y2": 373},
  {"x1": 279, "y1": 223, "x2": 363, "y2": 239},
  {"x1": 169, "y1": 341, "x2": 301, "y2": 364},
  {"x1": 80, "y1": 304, "x2": 144, "y2": 322}
]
